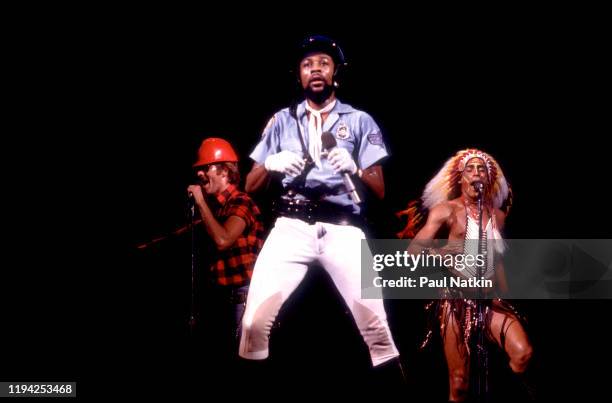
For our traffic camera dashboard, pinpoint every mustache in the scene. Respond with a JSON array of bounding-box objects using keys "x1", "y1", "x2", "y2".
[{"x1": 308, "y1": 76, "x2": 326, "y2": 84}]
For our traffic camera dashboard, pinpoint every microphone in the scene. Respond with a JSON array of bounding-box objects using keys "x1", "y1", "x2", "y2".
[
  {"x1": 187, "y1": 192, "x2": 195, "y2": 219},
  {"x1": 472, "y1": 181, "x2": 484, "y2": 193},
  {"x1": 321, "y1": 131, "x2": 362, "y2": 204},
  {"x1": 188, "y1": 192, "x2": 195, "y2": 215}
]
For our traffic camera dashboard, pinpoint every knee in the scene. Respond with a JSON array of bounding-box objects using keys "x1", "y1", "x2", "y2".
[
  {"x1": 509, "y1": 342, "x2": 533, "y2": 373},
  {"x1": 364, "y1": 321, "x2": 400, "y2": 366},
  {"x1": 241, "y1": 313, "x2": 267, "y2": 341},
  {"x1": 240, "y1": 292, "x2": 282, "y2": 352},
  {"x1": 352, "y1": 302, "x2": 399, "y2": 364}
]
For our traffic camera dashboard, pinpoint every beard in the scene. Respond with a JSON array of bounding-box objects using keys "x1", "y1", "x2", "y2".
[{"x1": 304, "y1": 82, "x2": 334, "y2": 105}]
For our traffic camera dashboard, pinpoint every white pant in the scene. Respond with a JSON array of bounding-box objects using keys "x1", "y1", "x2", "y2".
[{"x1": 239, "y1": 217, "x2": 399, "y2": 367}]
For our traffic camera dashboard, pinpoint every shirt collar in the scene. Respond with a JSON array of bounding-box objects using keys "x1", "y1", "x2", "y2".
[
  {"x1": 215, "y1": 184, "x2": 238, "y2": 205},
  {"x1": 296, "y1": 98, "x2": 355, "y2": 118}
]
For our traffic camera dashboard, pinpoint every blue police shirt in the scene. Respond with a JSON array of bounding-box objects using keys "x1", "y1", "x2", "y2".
[{"x1": 250, "y1": 99, "x2": 388, "y2": 214}]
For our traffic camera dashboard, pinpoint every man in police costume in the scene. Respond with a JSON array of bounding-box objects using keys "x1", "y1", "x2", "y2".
[{"x1": 238, "y1": 35, "x2": 405, "y2": 384}]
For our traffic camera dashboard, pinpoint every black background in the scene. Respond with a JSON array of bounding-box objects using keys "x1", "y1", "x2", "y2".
[{"x1": 4, "y1": 7, "x2": 610, "y2": 401}]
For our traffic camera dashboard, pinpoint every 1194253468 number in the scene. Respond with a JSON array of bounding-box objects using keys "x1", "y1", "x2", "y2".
[{"x1": 7, "y1": 383, "x2": 74, "y2": 395}]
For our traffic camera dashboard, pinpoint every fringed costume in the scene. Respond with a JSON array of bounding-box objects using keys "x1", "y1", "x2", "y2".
[{"x1": 397, "y1": 149, "x2": 525, "y2": 354}]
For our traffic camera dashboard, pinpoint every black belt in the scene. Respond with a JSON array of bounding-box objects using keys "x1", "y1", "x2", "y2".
[{"x1": 273, "y1": 197, "x2": 366, "y2": 228}]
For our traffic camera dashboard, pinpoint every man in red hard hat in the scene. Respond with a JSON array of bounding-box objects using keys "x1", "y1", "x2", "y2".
[{"x1": 187, "y1": 137, "x2": 264, "y2": 362}]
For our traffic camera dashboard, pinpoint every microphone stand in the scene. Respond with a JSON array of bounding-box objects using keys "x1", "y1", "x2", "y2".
[
  {"x1": 134, "y1": 195, "x2": 200, "y2": 335},
  {"x1": 474, "y1": 187, "x2": 489, "y2": 402},
  {"x1": 188, "y1": 197, "x2": 197, "y2": 335},
  {"x1": 135, "y1": 219, "x2": 202, "y2": 249}
]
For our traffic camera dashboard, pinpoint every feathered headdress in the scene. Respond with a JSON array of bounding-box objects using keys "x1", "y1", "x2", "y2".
[{"x1": 397, "y1": 148, "x2": 512, "y2": 238}]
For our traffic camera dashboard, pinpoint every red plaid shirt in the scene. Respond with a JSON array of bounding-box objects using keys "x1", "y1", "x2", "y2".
[{"x1": 210, "y1": 184, "x2": 264, "y2": 286}]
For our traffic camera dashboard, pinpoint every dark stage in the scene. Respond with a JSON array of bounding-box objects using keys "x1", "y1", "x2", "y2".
[{"x1": 5, "y1": 14, "x2": 610, "y2": 401}]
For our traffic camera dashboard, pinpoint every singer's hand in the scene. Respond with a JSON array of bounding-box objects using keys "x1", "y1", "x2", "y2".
[
  {"x1": 328, "y1": 147, "x2": 357, "y2": 175},
  {"x1": 187, "y1": 185, "x2": 205, "y2": 206},
  {"x1": 264, "y1": 150, "x2": 305, "y2": 177}
]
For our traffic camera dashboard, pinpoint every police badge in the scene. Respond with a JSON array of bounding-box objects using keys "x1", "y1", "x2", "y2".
[{"x1": 335, "y1": 122, "x2": 350, "y2": 140}]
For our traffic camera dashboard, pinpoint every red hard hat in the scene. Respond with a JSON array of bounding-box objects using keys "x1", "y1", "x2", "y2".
[{"x1": 193, "y1": 137, "x2": 239, "y2": 168}]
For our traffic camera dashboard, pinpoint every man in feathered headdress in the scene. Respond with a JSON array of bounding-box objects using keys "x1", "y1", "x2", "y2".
[{"x1": 398, "y1": 148, "x2": 534, "y2": 402}]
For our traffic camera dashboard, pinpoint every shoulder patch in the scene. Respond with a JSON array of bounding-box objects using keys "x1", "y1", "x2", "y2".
[{"x1": 367, "y1": 132, "x2": 383, "y2": 145}]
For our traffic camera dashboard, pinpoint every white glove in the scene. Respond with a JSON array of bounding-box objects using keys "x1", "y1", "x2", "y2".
[
  {"x1": 264, "y1": 150, "x2": 305, "y2": 177},
  {"x1": 328, "y1": 147, "x2": 358, "y2": 175}
]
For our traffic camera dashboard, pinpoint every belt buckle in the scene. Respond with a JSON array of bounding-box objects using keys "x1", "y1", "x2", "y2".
[{"x1": 277, "y1": 195, "x2": 321, "y2": 225}]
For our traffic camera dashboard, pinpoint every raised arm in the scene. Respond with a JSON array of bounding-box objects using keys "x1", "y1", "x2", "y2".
[{"x1": 187, "y1": 185, "x2": 247, "y2": 251}]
